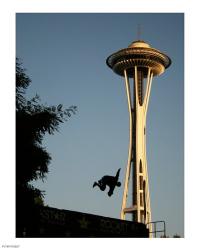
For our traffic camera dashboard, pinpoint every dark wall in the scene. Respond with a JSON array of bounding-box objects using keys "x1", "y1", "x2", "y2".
[{"x1": 19, "y1": 206, "x2": 149, "y2": 238}]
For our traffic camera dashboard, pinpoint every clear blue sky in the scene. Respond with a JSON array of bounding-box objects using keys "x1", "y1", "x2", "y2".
[{"x1": 16, "y1": 13, "x2": 184, "y2": 237}]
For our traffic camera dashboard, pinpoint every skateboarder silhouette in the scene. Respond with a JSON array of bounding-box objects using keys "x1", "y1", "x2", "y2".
[{"x1": 93, "y1": 168, "x2": 121, "y2": 197}]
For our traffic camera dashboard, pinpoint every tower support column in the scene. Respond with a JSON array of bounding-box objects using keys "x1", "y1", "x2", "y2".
[{"x1": 121, "y1": 67, "x2": 153, "y2": 228}]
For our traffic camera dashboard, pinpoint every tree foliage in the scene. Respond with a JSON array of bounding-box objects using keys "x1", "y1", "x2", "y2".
[{"x1": 16, "y1": 58, "x2": 77, "y2": 236}]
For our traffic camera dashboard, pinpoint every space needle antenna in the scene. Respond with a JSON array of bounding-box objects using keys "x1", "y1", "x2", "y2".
[{"x1": 137, "y1": 24, "x2": 142, "y2": 40}]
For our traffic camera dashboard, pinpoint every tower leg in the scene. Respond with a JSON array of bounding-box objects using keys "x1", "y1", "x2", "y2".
[
  {"x1": 120, "y1": 70, "x2": 133, "y2": 220},
  {"x1": 120, "y1": 67, "x2": 153, "y2": 235}
]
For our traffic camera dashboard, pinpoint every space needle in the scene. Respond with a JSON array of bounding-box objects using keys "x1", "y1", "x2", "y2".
[{"x1": 106, "y1": 39, "x2": 171, "y2": 232}]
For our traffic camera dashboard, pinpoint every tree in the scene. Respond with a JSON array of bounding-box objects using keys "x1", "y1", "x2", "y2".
[
  {"x1": 16, "y1": 58, "x2": 77, "y2": 236},
  {"x1": 173, "y1": 234, "x2": 181, "y2": 238}
]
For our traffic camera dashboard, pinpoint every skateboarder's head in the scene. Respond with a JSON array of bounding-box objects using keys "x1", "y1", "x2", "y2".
[{"x1": 116, "y1": 181, "x2": 121, "y2": 187}]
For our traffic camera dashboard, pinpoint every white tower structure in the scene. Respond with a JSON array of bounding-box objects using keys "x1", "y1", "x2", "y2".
[{"x1": 106, "y1": 40, "x2": 171, "y2": 231}]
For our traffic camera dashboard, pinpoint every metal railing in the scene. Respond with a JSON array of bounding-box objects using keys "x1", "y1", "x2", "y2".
[{"x1": 146, "y1": 221, "x2": 166, "y2": 238}]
